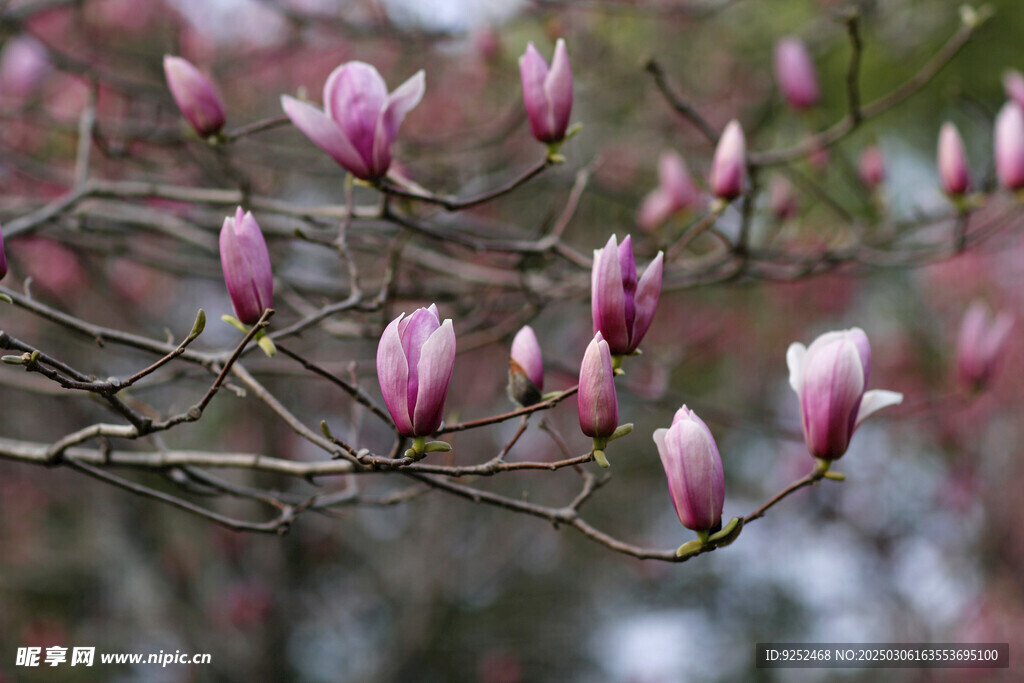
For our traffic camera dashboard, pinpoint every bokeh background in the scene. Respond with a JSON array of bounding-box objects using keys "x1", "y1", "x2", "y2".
[{"x1": 2, "y1": 0, "x2": 1024, "y2": 680}]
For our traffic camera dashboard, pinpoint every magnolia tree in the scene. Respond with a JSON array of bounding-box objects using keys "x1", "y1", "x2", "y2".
[
  {"x1": 0, "y1": 0, "x2": 1014, "y2": 556},
  {"x1": 1, "y1": 0, "x2": 1023, "y2": 676}
]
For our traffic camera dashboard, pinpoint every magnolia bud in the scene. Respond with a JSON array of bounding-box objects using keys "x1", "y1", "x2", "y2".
[
  {"x1": 770, "y1": 175, "x2": 798, "y2": 220},
  {"x1": 787, "y1": 328, "x2": 903, "y2": 460},
  {"x1": 591, "y1": 234, "x2": 663, "y2": 356},
  {"x1": 163, "y1": 55, "x2": 226, "y2": 137},
  {"x1": 509, "y1": 325, "x2": 544, "y2": 406},
  {"x1": 653, "y1": 406, "x2": 725, "y2": 532},
  {"x1": 774, "y1": 37, "x2": 820, "y2": 110},
  {"x1": 937, "y1": 122, "x2": 970, "y2": 196},
  {"x1": 1004, "y1": 69, "x2": 1024, "y2": 110},
  {"x1": 957, "y1": 301, "x2": 1013, "y2": 391},
  {"x1": 858, "y1": 145, "x2": 885, "y2": 190},
  {"x1": 219, "y1": 208, "x2": 272, "y2": 326},
  {"x1": 995, "y1": 102, "x2": 1024, "y2": 190},
  {"x1": 377, "y1": 305, "x2": 456, "y2": 438},
  {"x1": 637, "y1": 151, "x2": 700, "y2": 231},
  {"x1": 578, "y1": 333, "x2": 619, "y2": 440},
  {"x1": 519, "y1": 39, "x2": 573, "y2": 144},
  {"x1": 709, "y1": 120, "x2": 746, "y2": 201}
]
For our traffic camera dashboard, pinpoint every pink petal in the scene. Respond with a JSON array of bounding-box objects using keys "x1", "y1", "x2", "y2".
[{"x1": 281, "y1": 95, "x2": 371, "y2": 179}]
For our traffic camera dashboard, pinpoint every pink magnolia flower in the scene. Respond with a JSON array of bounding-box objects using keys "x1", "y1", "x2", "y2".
[
  {"x1": 995, "y1": 102, "x2": 1024, "y2": 190},
  {"x1": 787, "y1": 328, "x2": 903, "y2": 460},
  {"x1": 282, "y1": 62, "x2": 425, "y2": 181},
  {"x1": 770, "y1": 175, "x2": 798, "y2": 220},
  {"x1": 0, "y1": 36, "x2": 50, "y2": 99},
  {"x1": 858, "y1": 145, "x2": 885, "y2": 189},
  {"x1": 509, "y1": 325, "x2": 544, "y2": 406},
  {"x1": 591, "y1": 234, "x2": 663, "y2": 356},
  {"x1": 653, "y1": 406, "x2": 725, "y2": 532},
  {"x1": 637, "y1": 151, "x2": 700, "y2": 231},
  {"x1": 163, "y1": 55, "x2": 226, "y2": 137},
  {"x1": 957, "y1": 301, "x2": 1013, "y2": 390},
  {"x1": 519, "y1": 39, "x2": 573, "y2": 144},
  {"x1": 219, "y1": 208, "x2": 273, "y2": 326},
  {"x1": 938, "y1": 122, "x2": 970, "y2": 196},
  {"x1": 377, "y1": 305, "x2": 456, "y2": 438},
  {"x1": 578, "y1": 332, "x2": 619, "y2": 439},
  {"x1": 709, "y1": 120, "x2": 746, "y2": 200},
  {"x1": 1004, "y1": 69, "x2": 1024, "y2": 110},
  {"x1": 774, "y1": 37, "x2": 820, "y2": 110}
]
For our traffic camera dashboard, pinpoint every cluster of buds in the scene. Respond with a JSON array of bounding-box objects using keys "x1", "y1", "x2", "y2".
[{"x1": 171, "y1": 35, "x2": 931, "y2": 550}]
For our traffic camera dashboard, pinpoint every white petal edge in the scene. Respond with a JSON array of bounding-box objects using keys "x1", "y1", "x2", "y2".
[
  {"x1": 854, "y1": 389, "x2": 903, "y2": 427},
  {"x1": 786, "y1": 342, "x2": 806, "y2": 393}
]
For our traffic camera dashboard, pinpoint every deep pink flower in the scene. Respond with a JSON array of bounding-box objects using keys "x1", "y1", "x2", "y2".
[
  {"x1": 519, "y1": 39, "x2": 573, "y2": 144},
  {"x1": 377, "y1": 305, "x2": 456, "y2": 438},
  {"x1": 163, "y1": 55, "x2": 226, "y2": 137},
  {"x1": 219, "y1": 208, "x2": 273, "y2": 326},
  {"x1": 591, "y1": 234, "x2": 663, "y2": 356},
  {"x1": 787, "y1": 328, "x2": 903, "y2": 460},
  {"x1": 282, "y1": 62, "x2": 425, "y2": 181},
  {"x1": 653, "y1": 406, "x2": 725, "y2": 532}
]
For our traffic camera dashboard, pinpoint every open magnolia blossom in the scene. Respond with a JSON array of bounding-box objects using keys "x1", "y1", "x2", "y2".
[
  {"x1": 282, "y1": 61, "x2": 425, "y2": 181},
  {"x1": 787, "y1": 328, "x2": 903, "y2": 460}
]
